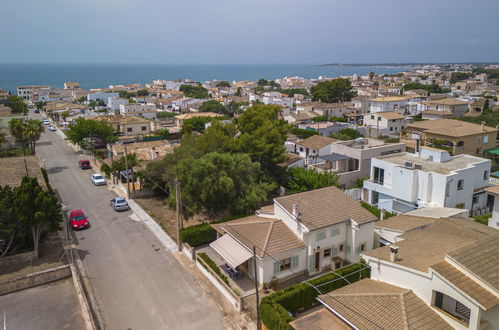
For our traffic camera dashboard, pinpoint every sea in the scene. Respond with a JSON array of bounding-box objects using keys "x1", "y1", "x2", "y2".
[{"x1": 0, "y1": 63, "x2": 406, "y2": 93}]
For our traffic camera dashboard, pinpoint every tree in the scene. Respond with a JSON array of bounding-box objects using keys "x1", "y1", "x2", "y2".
[
  {"x1": 173, "y1": 152, "x2": 274, "y2": 217},
  {"x1": 111, "y1": 153, "x2": 140, "y2": 183},
  {"x1": 291, "y1": 127, "x2": 319, "y2": 139},
  {"x1": 24, "y1": 119, "x2": 44, "y2": 153},
  {"x1": 311, "y1": 78, "x2": 356, "y2": 103},
  {"x1": 137, "y1": 89, "x2": 149, "y2": 96},
  {"x1": 12, "y1": 177, "x2": 62, "y2": 257},
  {"x1": 0, "y1": 186, "x2": 17, "y2": 257},
  {"x1": 329, "y1": 128, "x2": 363, "y2": 140},
  {"x1": 0, "y1": 131, "x2": 6, "y2": 145},
  {"x1": 235, "y1": 87, "x2": 242, "y2": 97},
  {"x1": 5, "y1": 96, "x2": 28, "y2": 113},
  {"x1": 35, "y1": 101, "x2": 46, "y2": 110},
  {"x1": 157, "y1": 111, "x2": 177, "y2": 118},
  {"x1": 286, "y1": 167, "x2": 339, "y2": 194},
  {"x1": 216, "y1": 81, "x2": 231, "y2": 88},
  {"x1": 182, "y1": 116, "x2": 217, "y2": 134},
  {"x1": 281, "y1": 88, "x2": 309, "y2": 97},
  {"x1": 65, "y1": 117, "x2": 117, "y2": 150},
  {"x1": 403, "y1": 82, "x2": 450, "y2": 94},
  {"x1": 179, "y1": 84, "x2": 209, "y2": 99},
  {"x1": 450, "y1": 72, "x2": 472, "y2": 84},
  {"x1": 368, "y1": 72, "x2": 375, "y2": 81},
  {"x1": 155, "y1": 128, "x2": 170, "y2": 139},
  {"x1": 199, "y1": 100, "x2": 229, "y2": 115},
  {"x1": 8, "y1": 118, "x2": 28, "y2": 155},
  {"x1": 77, "y1": 96, "x2": 87, "y2": 103}
]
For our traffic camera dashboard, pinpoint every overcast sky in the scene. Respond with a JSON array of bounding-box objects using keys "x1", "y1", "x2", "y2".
[{"x1": 1, "y1": 0, "x2": 498, "y2": 64}]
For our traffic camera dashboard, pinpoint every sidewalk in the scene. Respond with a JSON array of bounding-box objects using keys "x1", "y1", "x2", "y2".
[{"x1": 106, "y1": 183, "x2": 256, "y2": 329}]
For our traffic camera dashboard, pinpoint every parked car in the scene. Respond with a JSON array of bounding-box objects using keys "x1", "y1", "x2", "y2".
[
  {"x1": 110, "y1": 197, "x2": 130, "y2": 211},
  {"x1": 43, "y1": 119, "x2": 50, "y2": 125},
  {"x1": 34, "y1": 109, "x2": 40, "y2": 113},
  {"x1": 78, "y1": 160, "x2": 91, "y2": 169},
  {"x1": 69, "y1": 210, "x2": 89, "y2": 230},
  {"x1": 91, "y1": 173, "x2": 106, "y2": 186},
  {"x1": 48, "y1": 125, "x2": 57, "y2": 131}
]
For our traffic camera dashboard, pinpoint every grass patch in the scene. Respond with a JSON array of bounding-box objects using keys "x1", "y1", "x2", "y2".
[
  {"x1": 473, "y1": 214, "x2": 491, "y2": 225},
  {"x1": 197, "y1": 252, "x2": 229, "y2": 286}
]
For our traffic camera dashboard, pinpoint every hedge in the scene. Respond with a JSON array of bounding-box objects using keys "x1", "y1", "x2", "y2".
[
  {"x1": 180, "y1": 213, "x2": 251, "y2": 247},
  {"x1": 261, "y1": 262, "x2": 370, "y2": 329},
  {"x1": 197, "y1": 252, "x2": 230, "y2": 286},
  {"x1": 361, "y1": 202, "x2": 395, "y2": 219}
]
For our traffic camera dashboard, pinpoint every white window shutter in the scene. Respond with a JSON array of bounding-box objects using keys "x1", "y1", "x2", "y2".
[
  {"x1": 332, "y1": 246, "x2": 338, "y2": 256},
  {"x1": 291, "y1": 256, "x2": 299, "y2": 268},
  {"x1": 273, "y1": 262, "x2": 280, "y2": 275}
]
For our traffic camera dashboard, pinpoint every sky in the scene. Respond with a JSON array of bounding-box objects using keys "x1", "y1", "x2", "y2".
[{"x1": 1, "y1": 0, "x2": 498, "y2": 64}]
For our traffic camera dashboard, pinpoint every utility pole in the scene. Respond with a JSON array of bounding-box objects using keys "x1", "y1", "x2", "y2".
[
  {"x1": 253, "y1": 245, "x2": 261, "y2": 330},
  {"x1": 124, "y1": 147, "x2": 131, "y2": 199},
  {"x1": 175, "y1": 179, "x2": 183, "y2": 251}
]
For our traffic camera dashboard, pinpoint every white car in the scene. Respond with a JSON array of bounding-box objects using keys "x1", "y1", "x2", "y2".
[
  {"x1": 48, "y1": 125, "x2": 57, "y2": 131},
  {"x1": 43, "y1": 119, "x2": 50, "y2": 125},
  {"x1": 91, "y1": 173, "x2": 106, "y2": 186}
]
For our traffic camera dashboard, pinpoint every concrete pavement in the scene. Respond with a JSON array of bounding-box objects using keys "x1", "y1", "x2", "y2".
[{"x1": 35, "y1": 114, "x2": 225, "y2": 330}]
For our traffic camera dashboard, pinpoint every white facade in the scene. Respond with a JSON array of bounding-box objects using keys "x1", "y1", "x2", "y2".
[
  {"x1": 108, "y1": 97, "x2": 129, "y2": 111},
  {"x1": 119, "y1": 103, "x2": 157, "y2": 119},
  {"x1": 363, "y1": 148, "x2": 491, "y2": 213},
  {"x1": 262, "y1": 92, "x2": 293, "y2": 107},
  {"x1": 363, "y1": 113, "x2": 406, "y2": 133},
  {"x1": 87, "y1": 92, "x2": 119, "y2": 104}
]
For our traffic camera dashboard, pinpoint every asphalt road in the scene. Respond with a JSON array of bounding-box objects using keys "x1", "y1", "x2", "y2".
[
  {"x1": 34, "y1": 113, "x2": 224, "y2": 330},
  {"x1": 0, "y1": 279, "x2": 86, "y2": 330}
]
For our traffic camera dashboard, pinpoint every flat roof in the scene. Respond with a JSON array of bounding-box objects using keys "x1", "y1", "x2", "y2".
[
  {"x1": 375, "y1": 215, "x2": 436, "y2": 232},
  {"x1": 376, "y1": 151, "x2": 488, "y2": 175}
]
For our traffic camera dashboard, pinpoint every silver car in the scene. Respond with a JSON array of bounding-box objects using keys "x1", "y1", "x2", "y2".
[{"x1": 110, "y1": 197, "x2": 130, "y2": 211}]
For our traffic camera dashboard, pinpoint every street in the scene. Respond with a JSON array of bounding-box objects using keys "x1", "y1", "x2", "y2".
[{"x1": 34, "y1": 112, "x2": 225, "y2": 330}]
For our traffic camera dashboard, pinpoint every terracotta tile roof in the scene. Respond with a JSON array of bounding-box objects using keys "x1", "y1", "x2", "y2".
[
  {"x1": 290, "y1": 308, "x2": 351, "y2": 330},
  {"x1": 431, "y1": 261, "x2": 499, "y2": 310},
  {"x1": 296, "y1": 135, "x2": 336, "y2": 150},
  {"x1": 407, "y1": 119, "x2": 497, "y2": 137},
  {"x1": 447, "y1": 233, "x2": 499, "y2": 293},
  {"x1": 370, "y1": 96, "x2": 413, "y2": 102},
  {"x1": 375, "y1": 215, "x2": 436, "y2": 232},
  {"x1": 424, "y1": 97, "x2": 469, "y2": 106},
  {"x1": 374, "y1": 112, "x2": 405, "y2": 120},
  {"x1": 364, "y1": 218, "x2": 495, "y2": 272},
  {"x1": 318, "y1": 279, "x2": 452, "y2": 330},
  {"x1": 175, "y1": 112, "x2": 223, "y2": 120},
  {"x1": 275, "y1": 186, "x2": 376, "y2": 230},
  {"x1": 484, "y1": 185, "x2": 499, "y2": 195},
  {"x1": 212, "y1": 216, "x2": 304, "y2": 258}
]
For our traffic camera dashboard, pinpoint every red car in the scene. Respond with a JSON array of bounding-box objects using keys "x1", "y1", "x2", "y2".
[
  {"x1": 78, "y1": 160, "x2": 91, "y2": 169},
  {"x1": 69, "y1": 210, "x2": 89, "y2": 230}
]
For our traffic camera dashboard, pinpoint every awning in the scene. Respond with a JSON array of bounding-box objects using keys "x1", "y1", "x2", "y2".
[
  {"x1": 377, "y1": 237, "x2": 392, "y2": 246},
  {"x1": 210, "y1": 234, "x2": 253, "y2": 269},
  {"x1": 485, "y1": 147, "x2": 499, "y2": 156}
]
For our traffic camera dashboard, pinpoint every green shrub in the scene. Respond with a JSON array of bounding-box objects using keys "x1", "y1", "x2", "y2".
[
  {"x1": 361, "y1": 202, "x2": 395, "y2": 219},
  {"x1": 473, "y1": 214, "x2": 490, "y2": 225},
  {"x1": 180, "y1": 223, "x2": 217, "y2": 246},
  {"x1": 197, "y1": 252, "x2": 229, "y2": 285},
  {"x1": 260, "y1": 262, "x2": 370, "y2": 329}
]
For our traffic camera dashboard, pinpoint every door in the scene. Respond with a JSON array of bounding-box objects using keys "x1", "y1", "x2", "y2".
[
  {"x1": 314, "y1": 251, "x2": 321, "y2": 272},
  {"x1": 247, "y1": 259, "x2": 254, "y2": 280}
]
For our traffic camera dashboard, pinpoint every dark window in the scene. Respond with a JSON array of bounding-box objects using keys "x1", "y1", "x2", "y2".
[
  {"x1": 339, "y1": 243, "x2": 344, "y2": 252},
  {"x1": 127, "y1": 127, "x2": 133, "y2": 132},
  {"x1": 435, "y1": 292, "x2": 443, "y2": 309},
  {"x1": 373, "y1": 167, "x2": 385, "y2": 185},
  {"x1": 360, "y1": 243, "x2": 366, "y2": 252},
  {"x1": 370, "y1": 115, "x2": 374, "y2": 119},
  {"x1": 141, "y1": 126, "x2": 147, "y2": 131},
  {"x1": 323, "y1": 249, "x2": 331, "y2": 257},
  {"x1": 484, "y1": 170, "x2": 489, "y2": 180},
  {"x1": 457, "y1": 179, "x2": 464, "y2": 191}
]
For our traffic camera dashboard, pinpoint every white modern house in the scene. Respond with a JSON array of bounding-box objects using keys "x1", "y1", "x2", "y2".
[
  {"x1": 484, "y1": 186, "x2": 499, "y2": 229},
  {"x1": 363, "y1": 147, "x2": 492, "y2": 214},
  {"x1": 293, "y1": 135, "x2": 337, "y2": 165},
  {"x1": 262, "y1": 92, "x2": 293, "y2": 108},
  {"x1": 209, "y1": 186, "x2": 377, "y2": 284},
  {"x1": 119, "y1": 103, "x2": 157, "y2": 119},
  {"x1": 363, "y1": 111, "x2": 406, "y2": 134},
  {"x1": 87, "y1": 92, "x2": 119, "y2": 104},
  {"x1": 108, "y1": 97, "x2": 129, "y2": 111}
]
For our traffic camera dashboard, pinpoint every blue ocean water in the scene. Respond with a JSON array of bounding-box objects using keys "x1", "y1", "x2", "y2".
[{"x1": 0, "y1": 63, "x2": 405, "y2": 93}]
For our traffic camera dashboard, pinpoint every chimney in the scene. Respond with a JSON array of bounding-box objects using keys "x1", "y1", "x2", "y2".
[
  {"x1": 481, "y1": 121, "x2": 485, "y2": 131},
  {"x1": 390, "y1": 246, "x2": 399, "y2": 262},
  {"x1": 292, "y1": 203, "x2": 299, "y2": 220}
]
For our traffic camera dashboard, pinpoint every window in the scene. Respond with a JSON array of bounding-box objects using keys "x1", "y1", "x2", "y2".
[
  {"x1": 476, "y1": 148, "x2": 482, "y2": 155},
  {"x1": 323, "y1": 249, "x2": 331, "y2": 258},
  {"x1": 299, "y1": 147, "x2": 303, "y2": 152},
  {"x1": 457, "y1": 179, "x2": 464, "y2": 191},
  {"x1": 316, "y1": 231, "x2": 326, "y2": 241},
  {"x1": 484, "y1": 170, "x2": 489, "y2": 180},
  {"x1": 370, "y1": 115, "x2": 374, "y2": 119},
  {"x1": 141, "y1": 126, "x2": 147, "y2": 131},
  {"x1": 472, "y1": 195, "x2": 479, "y2": 204},
  {"x1": 360, "y1": 243, "x2": 366, "y2": 252},
  {"x1": 477, "y1": 137, "x2": 482, "y2": 143},
  {"x1": 390, "y1": 127, "x2": 393, "y2": 131},
  {"x1": 373, "y1": 167, "x2": 385, "y2": 185},
  {"x1": 332, "y1": 246, "x2": 338, "y2": 256},
  {"x1": 339, "y1": 243, "x2": 345, "y2": 252},
  {"x1": 273, "y1": 257, "x2": 292, "y2": 274},
  {"x1": 127, "y1": 127, "x2": 133, "y2": 132},
  {"x1": 331, "y1": 227, "x2": 340, "y2": 237},
  {"x1": 484, "y1": 135, "x2": 489, "y2": 144}
]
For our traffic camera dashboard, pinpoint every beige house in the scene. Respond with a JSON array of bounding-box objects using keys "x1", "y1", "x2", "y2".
[
  {"x1": 93, "y1": 115, "x2": 152, "y2": 136},
  {"x1": 174, "y1": 112, "x2": 223, "y2": 128},
  {"x1": 422, "y1": 98, "x2": 470, "y2": 119},
  {"x1": 363, "y1": 111, "x2": 406, "y2": 134},
  {"x1": 402, "y1": 119, "x2": 497, "y2": 157}
]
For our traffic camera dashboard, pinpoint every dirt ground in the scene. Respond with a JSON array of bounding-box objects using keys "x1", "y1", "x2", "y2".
[
  {"x1": 0, "y1": 238, "x2": 67, "y2": 283},
  {"x1": 134, "y1": 196, "x2": 209, "y2": 242}
]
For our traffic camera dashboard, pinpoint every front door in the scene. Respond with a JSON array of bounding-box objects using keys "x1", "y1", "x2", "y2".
[{"x1": 315, "y1": 251, "x2": 321, "y2": 272}]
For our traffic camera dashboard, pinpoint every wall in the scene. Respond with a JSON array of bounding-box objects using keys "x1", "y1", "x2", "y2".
[
  {"x1": 259, "y1": 247, "x2": 307, "y2": 284},
  {"x1": 0, "y1": 250, "x2": 38, "y2": 268},
  {"x1": 0, "y1": 265, "x2": 71, "y2": 295}
]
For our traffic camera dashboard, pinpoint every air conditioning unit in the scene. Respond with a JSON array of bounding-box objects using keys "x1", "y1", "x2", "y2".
[
  {"x1": 414, "y1": 163, "x2": 423, "y2": 170},
  {"x1": 404, "y1": 161, "x2": 414, "y2": 168}
]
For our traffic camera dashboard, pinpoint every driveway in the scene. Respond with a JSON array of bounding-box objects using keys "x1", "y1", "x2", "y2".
[{"x1": 34, "y1": 113, "x2": 224, "y2": 330}]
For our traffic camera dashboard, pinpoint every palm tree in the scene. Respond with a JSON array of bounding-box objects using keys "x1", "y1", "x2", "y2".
[
  {"x1": 25, "y1": 119, "x2": 44, "y2": 154},
  {"x1": 8, "y1": 118, "x2": 26, "y2": 155}
]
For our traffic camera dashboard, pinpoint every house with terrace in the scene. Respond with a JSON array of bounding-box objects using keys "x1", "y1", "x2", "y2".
[{"x1": 208, "y1": 186, "x2": 377, "y2": 285}]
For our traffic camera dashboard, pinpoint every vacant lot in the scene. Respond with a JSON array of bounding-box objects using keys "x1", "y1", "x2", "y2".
[{"x1": 134, "y1": 196, "x2": 209, "y2": 242}]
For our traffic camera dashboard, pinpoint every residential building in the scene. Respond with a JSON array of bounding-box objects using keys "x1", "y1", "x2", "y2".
[
  {"x1": 108, "y1": 97, "x2": 129, "y2": 111},
  {"x1": 296, "y1": 102, "x2": 350, "y2": 118},
  {"x1": 64, "y1": 82, "x2": 80, "y2": 89},
  {"x1": 92, "y1": 115, "x2": 152, "y2": 136},
  {"x1": 0, "y1": 105, "x2": 12, "y2": 116},
  {"x1": 111, "y1": 140, "x2": 175, "y2": 161},
  {"x1": 311, "y1": 138, "x2": 405, "y2": 188},
  {"x1": 297, "y1": 121, "x2": 350, "y2": 137},
  {"x1": 363, "y1": 218, "x2": 499, "y2": 330},
  {"x1": 402, "y1": 119, "x2": 497, "y2": 157},
  {"x1": 119, "y1": 103, "x2": 157, "y2": 119},
  {"x1": 171, "y1": 97, "x2": 203, "y2": 111},
  {"x1": 0, "y1": 88, "x2": 9, "y2": 100},
  {"x1": 262, "y1": 92, "x2": 293, "y2": 107},
  {"x1": 422, "y1": 98, "x2": 470, "y2": 119},
  {"x1": 363, "y1": 147, "x2": 492, "y2": 214},
  {"x1": 484, "y1": 185, "x2": 499, "y2": 229},
  {"x1": 293, "y1": 135, "x2": 336, "y2": 164},
  {"x1": 363, "y1": 111, "x2": 406, "y2": 135},
  {"x1": 17, "y1": 85, "x2": 50, "y2": 100},
  {"x1": 174, "y1": 112, "x2": 223, "y2": 128},
  {"x1": 368, "y1": 96, "x2": 411, "y2": 115},
  {"x1": 209, "y1": 186, "x2": 377, "y2": 284},
  {"x1": 87, "y1": 92, "x2": 119, "y2": 104}
]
